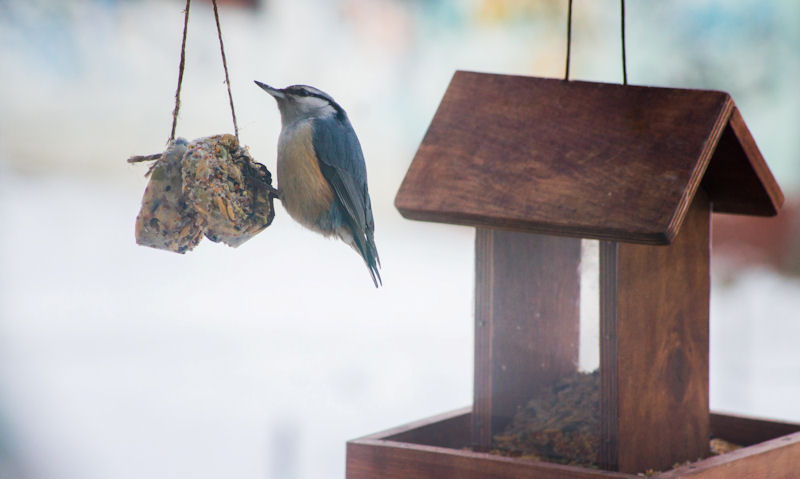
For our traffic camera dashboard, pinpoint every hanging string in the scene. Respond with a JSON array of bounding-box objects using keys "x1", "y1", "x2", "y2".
[
  {"x1": 212, "y1": 0, "x2": 239, "y2": 140},
  {"x1": 168, "y1": 0, "x2": 238, "y2": 142},
  {"x1": 170, "y1": 0, "x2": 191, "y2": 142},
  {"x1": 564, "y1": 0, "x2": 573, "y2": 81},
  {"x1": 621, "y1": 0, "x2": 628, "y2": 85},
  {"x1": 564, "y1": 1, "x2": 628, "y2": 85}
]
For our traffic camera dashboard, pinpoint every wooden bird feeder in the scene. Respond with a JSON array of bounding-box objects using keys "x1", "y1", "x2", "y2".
[{"x1": 346, "y1": 72, "x2": 800, "y2": 478}]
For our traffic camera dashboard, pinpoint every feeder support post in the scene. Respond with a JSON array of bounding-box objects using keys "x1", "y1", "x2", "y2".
[{"x1": 599, "y1": 192, "x2": 711, "y2": 472}]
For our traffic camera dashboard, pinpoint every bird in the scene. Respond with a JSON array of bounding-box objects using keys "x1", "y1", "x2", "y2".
[{"x1": 255, "y1": 81, "x2": 381, "y2": 287}]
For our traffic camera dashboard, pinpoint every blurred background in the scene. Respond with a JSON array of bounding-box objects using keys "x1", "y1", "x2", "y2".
[{"x1": 0, "y1": 0, "x2": 798, "y2": 478}]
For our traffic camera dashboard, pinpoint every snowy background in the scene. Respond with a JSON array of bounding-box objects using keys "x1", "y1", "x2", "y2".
[{"x1": 1, "y1": 1, "x2": 799, "y2": 478}]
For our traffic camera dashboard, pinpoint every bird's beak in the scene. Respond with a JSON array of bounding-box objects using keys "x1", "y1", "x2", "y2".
[{"x1": 254, "y1": 80, "x2": 285, "y2": 99}]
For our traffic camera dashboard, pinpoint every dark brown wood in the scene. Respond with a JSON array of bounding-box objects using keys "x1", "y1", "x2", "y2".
[
  {"x1": 473, "y1": 228, "x2": 494, "y2": 447},
  {"x1": 381, "y1": 68, "x2": 791, "y2": 479},
  {"x1": 654, "y1": 432, "x2": 800, "y2": 479},
  {"x1": 347, "y1": 409, "x2": 800, "y2": 479},
  {"x1": 702, "y1": 107, "x2": 784, "y2": 216},
  {"x1": 395, "y1": 71, "x2": 780, "y2": 244},
  {"x1": 599, "y1": 240, "x2": 619, "y2": 470},
  {"x1": 347, "y1": 440, "x2": 637, "y2": 479},
  {"x1": 599, "y1": 192, "x2": 711, "y2": 473},
  {"x1": 384, "y1": 407, "x2": 472, "y2": 449},
  {"x1": 710, "y1": 412, "x2": 800, "y2": 447},
  {"x1": 473, "y1": 229, "x2": 581, "y2": 447},
  {"x1": 348, "y1": 410, "x2": 636, "y2": 479}
]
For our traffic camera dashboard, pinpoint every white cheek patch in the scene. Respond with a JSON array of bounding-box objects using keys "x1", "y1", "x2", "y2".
[{"x1": 280, "y1": 97, "x2": 336, "y2": 125}]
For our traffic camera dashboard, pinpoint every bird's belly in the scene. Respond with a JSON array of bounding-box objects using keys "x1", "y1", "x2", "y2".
[{"x1": 277, "y1": 122, "x2": 336, "y2": 234}]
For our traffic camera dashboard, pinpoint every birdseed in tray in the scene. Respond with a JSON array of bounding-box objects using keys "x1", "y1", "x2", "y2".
[{"x1": 489, "y1": 370, "x2": 742, "y2": 472}]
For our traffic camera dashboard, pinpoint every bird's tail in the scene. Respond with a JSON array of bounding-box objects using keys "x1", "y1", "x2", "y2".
[
  {"x1": 352, "y1": 230, "x2": 381, "y2": 288},
  {"x1": 365, "y1": 231, "x2": 381, "y2": 287}
]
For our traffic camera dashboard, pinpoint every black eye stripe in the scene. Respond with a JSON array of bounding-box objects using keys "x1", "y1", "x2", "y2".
[
  {"x1": 293, "y1": 89, "x2": 326, "y2": 101},
  {"x1": 285, "y1": 86, "x2": 346, "y2": 117}
]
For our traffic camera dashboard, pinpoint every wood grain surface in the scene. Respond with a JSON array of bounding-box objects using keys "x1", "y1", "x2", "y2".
[
  {"x1": 383, "y1": 407, "x2": 472, "y2": 449},
  {"x1": 702, "y1": 107, "x2": 784, "y2": 216},
  {"x1": 599, "y1": 240, "x2": 620, "y2": 469},
  {"x1": 395, "y1": 71, "x2": 782, "y2": 244},
  {"x1": 600, "y1": 192, "x2": 711, "y2": 472},
  {"x1": 347, "y1": 440, "x2": 636, "y2": 479},
  {"x1": 473, "y1": 229, "x2": 581, "y2": 447},
  {"x1": 347, "y1": 409, "x2": 800, "y2": 479},
  {"x1": 710, "y1": 412, "x2": 800, "y2": 447},
  {"x1": 655, "y1": 432, "x2": 800, "y2": 479}
]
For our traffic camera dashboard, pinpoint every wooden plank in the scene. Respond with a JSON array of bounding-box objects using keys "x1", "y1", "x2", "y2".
[
  {"x1": 473, "y1": 228, "x2": 494, "y2": 447},
  {"x1": 473, "y1": 229, "x2": 581, "y2": 447},
  {"x1": 654, "y1": 432, "x2": 800, "y2": 479},
  {"x1": 384, "y1": 408, "x2": 472, "y2": 449},
  {"x1": 600, "y1": 192, "x2": 711, "y2": 472},
  {"x1": 599, "y1": 240, "x2": 619, "y2": 470},
  {"x1": 347, "y1": 440, "x2": 637, "y2": 479},
  {"x1": 346, "y1": 409, "x2": 800, "y2": 479},
  {"x1": 702, "y1": 107, "x2": 784, "y2": 216},
  {"x1": 710, "y1": 413, "x2": 800, "y2": 447},
  {"x1": 395, "y1": 71, "x2": 747, "y2": 244}
]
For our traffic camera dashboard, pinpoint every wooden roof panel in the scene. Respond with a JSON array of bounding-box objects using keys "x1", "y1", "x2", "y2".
[
  {"x1": 395, "y1": 71, "x2": 782, "y2": 244},
  {"x1": 702, "y1": 107, "x2": 784, "y2": 216}
]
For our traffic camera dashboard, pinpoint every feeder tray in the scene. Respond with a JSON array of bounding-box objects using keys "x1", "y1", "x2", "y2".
[{"x1": 131, "y1": 134, "x2": 276, "y2": 253}]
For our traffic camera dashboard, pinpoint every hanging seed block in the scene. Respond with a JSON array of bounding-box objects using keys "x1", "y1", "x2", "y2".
[
  {"x1": 133, "y1": 138, "x2": 204, "y2": 253},
  {"x1": 132, "y1": 134, "x2": 276, "y2": 253}
]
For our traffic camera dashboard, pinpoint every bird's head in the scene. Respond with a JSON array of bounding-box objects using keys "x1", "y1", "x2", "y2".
[{"x1": 255, "y1": 81, "x2": 344, "y2": 125}]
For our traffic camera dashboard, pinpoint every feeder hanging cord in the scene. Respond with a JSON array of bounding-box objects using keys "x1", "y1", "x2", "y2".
[
  {"x1": 564, "y1": 0, "x2": 628, "y2": 85},
  {"x1": 170, "y1": 0, "x2": 191, "y2": 142},
  {"x1": 621, "y1": 0, "x2": 627, "y2": 85},
  {"x1": 564, "y1": 0, "x2": 572, "y2": 81},
  {"x1": 169, "y1": 0, "x2": 240, "y2": 142},
  {"x1": 213, "y1": 0, "x2": 240, "y2": 140}
]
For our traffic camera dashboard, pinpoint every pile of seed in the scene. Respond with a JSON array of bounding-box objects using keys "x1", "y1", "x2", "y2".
[
  {"x1": 492, "y1": 370, "x2": 600, "y2": 467},
  {"x1": 491, "y1": 370, "x2": 743, "y2": 471}
]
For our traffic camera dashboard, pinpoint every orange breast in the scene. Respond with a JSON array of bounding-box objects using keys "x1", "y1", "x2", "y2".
[{"x1": 277, "y1": 121, "x2": 336, "y2": 234}]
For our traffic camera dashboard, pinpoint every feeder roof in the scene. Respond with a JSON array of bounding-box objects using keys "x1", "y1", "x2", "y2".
[{"x1": 395, "y1": 71, "x2": 783, "y2": 244}]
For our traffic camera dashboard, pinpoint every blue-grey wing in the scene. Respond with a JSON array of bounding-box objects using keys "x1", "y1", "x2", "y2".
[
  {"x1": 312, "y1": 114, "x2": 381, "y2": 285},
  {"x1": 311, "y1": 115, "x2": 370, "y2": 229}
]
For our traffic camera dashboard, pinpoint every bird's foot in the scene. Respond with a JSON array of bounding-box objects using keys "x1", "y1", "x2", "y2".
[{"x1": 268, "y1": 185, "x2": 282, "y2": 200}]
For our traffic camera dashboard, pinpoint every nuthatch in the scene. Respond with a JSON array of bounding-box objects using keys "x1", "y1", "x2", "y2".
[{"x1": 255, "y1": 81, "x2": 381, "y2": 287}]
